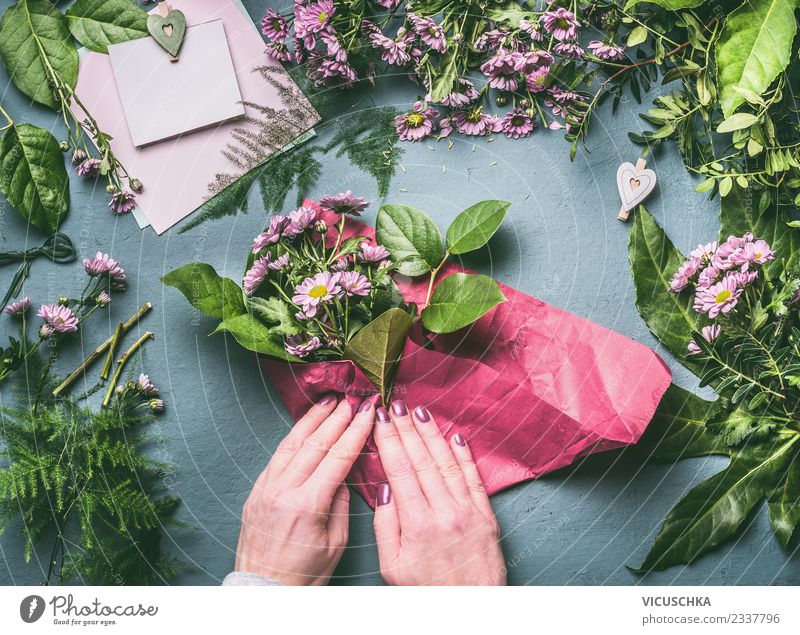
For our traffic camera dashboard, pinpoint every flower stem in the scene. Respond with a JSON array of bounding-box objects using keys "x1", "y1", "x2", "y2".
[
  {"x1": 100, "y1": 322, "x2": 124, "y2": 380},
  {"x1": 101, "y1": 331, "x2": 154, "y2": 408},
  {"x1": 424, "y1": 251, "x2": 450, "y2": 308},
  {"x1": 0, "y1": 102, "x2": 12, "y2": 131}
]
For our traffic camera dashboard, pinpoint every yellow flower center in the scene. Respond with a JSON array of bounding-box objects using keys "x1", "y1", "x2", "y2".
[
  {"x1": 755, "y1": 252, "x2": 762, "y2": 259},
  {"x1": 318, "y1": 10, "x2": 327, "y2": 23},
  {"x1": 715, "y1": 289, "x2": 731, "y2": 303},
  {"x1": 308, "y1": 284, "x2": 328, "y2": 299},
  {"x1": 406, "y1": 112, "x2": 424, "y2": 128},
  {"x1": 467, "y1": 108, "x2": 483, "y2": 122}
]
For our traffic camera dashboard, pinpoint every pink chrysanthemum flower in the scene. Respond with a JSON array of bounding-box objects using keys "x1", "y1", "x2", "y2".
[
  {"x1": 732, "y1": 270, "x2": 759, "y2": 287},
  {"x1": 480, "y1": 49, "x2": 518, "y2": 91},
  {"x1": 253, "y1": 215, "x2": 289, "y2": 253},
  {"x1": 83, "y1": 252, "x2": 118, "y2": 277},
  {"x1": 268, "y1": 253, "x2": 291, "y2": 271},
  {"x1": 408, "y1": 14, "x2": 446, "y2": 53},
  {"x1": 588, "y1": 40, "x2": 626, "y2": 61},
  {"x1": 109, "y1": 190, "x2": 136, "y2": 214},
  {"x1": 265, "y1": 42, "x2": 291, "y2": 61},
  {"x1": 540, "y1": 8, "x2": 580, "y2": 42},
  {"x1": 377, "y1": 0, "x2": 402, "y2": 8},
  {"x1": 730, "y1": 239, "x2": 774, "y2": 271},
  {"x1": 261, "y1": 8, "x2": 289, "y2": 41},
  {"x1": 292, "y1": 272, "x2": 341, "y2": 317},
  {"x1": 75, "y1": 158, "x2": 101, "y2": 177},
  {"x1": 40, "y1": 324, "x2": 55, "y2": 338},
  {"x1": 337, "y1": 271, "x2": 372, "y2": 297},
  {"x1": 395, "y1": 101, "x2": 438, "y2": 141},
  {"x1": 513, "y1": 49, "x2": 554, "y2": 74},
  {"x1": 71, "y1": 149, "x2": 87, "y2": 164},
  {"x1": 369, "y1": 27, "x2": 415, "y2": 66},
  {"x1": 688, "y1": 324, "x2": 721, "y2": 356},
  {"x1": 525, "y1": 66, "x2": 550, "y2": 93},
  {"x1": 690, "y1": 241, "x2": 717, "y2": 261},
  {"x1": 243, "y1": 255, "x2": 272, "y2": 296},
  {"x1": 501, "y1": 109, "x2": 535, "y2": 139},
  {"x1": 359, "y1": 242, "x2": 391, "y2": 263},
  {"x1": 37, "y1": 303, "x2": 79, "y2": 334},
  {"x1": 320, "y1": 28, "x2": 348, "y2": 63},
  {"x1": 451, "y1": 107, "x2": 502, "y2": 137},
  {"x1": 554, "y1": 41, "x2": 584, "y2": 59},
  {"x1": 138, "y1": 373, "x2": 159, "y2": 396},
  {"x1": 4, "y1": 296, "x2": 31, "y2": 316},
  {"x1": 694, "y1": 275, "x2": 742, "y2": 317},
  {"x1": 284, "y1": 205, "x2": 318, "y2": 237},
  {"x1": 284, "y1": 335, "x2": 322, "y2": 358},
  {"x1": 319, "y1": 191, "x2": 369, "y2": 216},
  {"x1": 697, "y1": 265, "x2": 721, "y2": 290},
  {"x1": 519, "y1": 18, "x2": 544, "y2": 41},
  {"x1": 297, "y1": 0, "x2": 335, "y2": 36},
  {"x1": 669, "y1": 257, "x2": 703, "y2": 292},
  {"x1": 331, "y1": 256, "x2": 350, "y2": 271},
  {"x1": 438, "y1": 78, "x2": 479, "y2": 107},
  {"x1": 109, "y1": 262, "x2": 126, "y2": 291}
]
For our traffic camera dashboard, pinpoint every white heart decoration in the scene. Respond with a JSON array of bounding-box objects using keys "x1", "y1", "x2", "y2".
[{"x1": 616, "y1": 162, "x2": 657, "y2": 212}]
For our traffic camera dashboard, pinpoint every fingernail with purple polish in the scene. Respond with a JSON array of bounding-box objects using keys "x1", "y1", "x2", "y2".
[
  {"x1": 376, "y1": 407, "x2": 391, "y2": 423},
  {"x1": 358, "y1": 400, "x2": 373, "y2": 413},
  {"x1": 413, "y1": 406, "x2": 430, "y2": 422},
  {"x1": 377, "y1": 483, "x2": 391, "y2": 506},
  {"x1": 453, "y1": 433, "x2": 466, "y2": 446},
  {"x1": 319, "y1": 394, "x2": 335, "y2": 406},
  {"x1": 391, "y1": 400, "x2": 407, "y2": 416}
]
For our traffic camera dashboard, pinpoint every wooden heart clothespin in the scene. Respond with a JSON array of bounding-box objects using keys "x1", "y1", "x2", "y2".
[
  {"x1": 147, "y1": 2, "x2": 186, "y2": 63},
  {"x1": 616, "y1": 157, "x2": 657, "y2": 222}
]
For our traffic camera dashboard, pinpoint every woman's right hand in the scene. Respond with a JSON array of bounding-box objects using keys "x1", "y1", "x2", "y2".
[{"x1": 372, "y1": 401, "x2": 506, "y2": 586}]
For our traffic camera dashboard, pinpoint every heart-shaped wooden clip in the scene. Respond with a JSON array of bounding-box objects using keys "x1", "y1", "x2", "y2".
[
  {"x1": 616, "y1": 158, "x2": 657, "y2": 221},
  {"x1": 147, "y1": 2, "x2": 186, "y2": 62}
]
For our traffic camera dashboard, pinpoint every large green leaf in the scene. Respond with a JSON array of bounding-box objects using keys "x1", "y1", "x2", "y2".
[
  {"x1": 719, "y1": 186, "x2": 800, "y2": 280},
  {"x1": 213, "y1": 313, "x2": 299, "y2": 362},
  {"x1": 376, "y1": 204, "x2": 443, "y2": 277},
  {"x1": 343, "y1": 308, "x2": 413, "y2": 398},
  {"x1": 624, "y1": 0, "x2": 705, "y2": 9},
  {"x1": 249, "y1": 296, "x2": 301, "y2": 337},
  {"x1": 716, "y1": 0, "x2": 799, "y2": 117},
  {"x1": 446, "y1": 200, "x2": 509, "y2": 255},
  {"x1": 768, "y1": 450, "x2": 800, "y2": 549},
  {"x1": 634, "y1": 435, "x2": 798, "y2": 571},
  {"x1": 422, "y1": 273, "x2": 505, "y2": 334},
  {"x1": 0, "y1": 123, "x2": 69, "y2": 233},
  {"x1": 0, "y1": 0, "x2": 78, "y2": 110},
  {"x1": 65, "y1": 0, "x2": 148, "y2": 54},
  {"x1": 430, "y1": 48, "x2": 458, "y2": 103},
  {"x1": 628, "y1": 206, "x2": 701, "y2": 364},
  {"x1": 161, "y1": 263, "x2": 246, "y2": 321}
]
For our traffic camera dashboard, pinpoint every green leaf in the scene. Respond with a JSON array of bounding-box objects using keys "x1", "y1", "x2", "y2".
[
  {"x1": 628, "y1": 206, "x2": 702, "y2": 364},
  {"x1": 342, "y1": 308, "x2": 413, "y2": 397},
  {"x1": 626, "y1": 25, "x2": 648, "y2": 47},
  {"x1": 161, "y1": 263, "x2": 246, "y2": 321},
  {"x1": 422, "y1": 273, "x2": 505, "y2": 334},
  {"x1": 718, "y1": 175, "x2": 733, "y2": 197},
  {"x1": 716, "y1": 113, "x2": 759, "y2": 133},
  {"x1": 430, "y1": 48, "x2": 458, "y2": 103},
  {"x1": 634, "y1": 436, "x2": 798, "y2": 571},
  {"x1": 719, "y1": 186, "x2": 800, "y2": 280},
  {"x1": 0, "y1": 123, "x2": 69, "y2": 233},
  {"x1": 0, "y1": 0, "x2": 78, "y2": 110},
  {"x1": 625, "y1": 0, "x2": 705, "y2": 9},
  {"x1": 213, "y1": 313, "x2": 299, "y2": 362},
  {"x1": 446, "y1": 200, "x2": 509, "y2": 255},
  {"x1": 65, "y1": 0, "x2": 148, "y2": 53},
  {"x1": 249, "y1": 296, "x2": 301, "y2": 337},
  {"x1": 768, "y1": 451, "x2": 800, "y2": 549},
  {"x1": 694, "y1": 177, "x2": 715, "y2": 193},
  {"x1": 376, "y1": 204, "x2": 443, "y2": 277},
  {"x1": 716, "y1": 0, "x2": 798, "y2": 117}
]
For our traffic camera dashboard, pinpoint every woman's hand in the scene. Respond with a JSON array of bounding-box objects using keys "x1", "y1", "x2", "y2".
[
  {"x1": 235, "y1": 395, "x2": 374, "y2": 585},
  {"x1": 372, "y1": 401, "x2": 506, "y2": 585}
]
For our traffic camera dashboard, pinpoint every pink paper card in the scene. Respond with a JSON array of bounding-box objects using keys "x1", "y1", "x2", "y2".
[{"x1": 72, "y1": 0, "x2": 319, "y2": 234}]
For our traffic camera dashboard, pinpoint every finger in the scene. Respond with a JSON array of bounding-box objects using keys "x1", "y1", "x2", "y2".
[
  {"x1": 389, "y1": 401, "x2": 452, "y2": 510},
  {"x1": 450, "y1": 432, "x2": 495, "y2": 519},
  {"x1": 373, "y1": 405, "x2": 428, "y2": 523},
  {"x1": 309, "y1": 400, "x2": 376, "y2": 499},
  {"x1": 282, "y1": 399, "x2": 354, "y2": 486},
  {"x1": 411, "y1": 405, "x2": 471, "y2": 503},
  {"x1": 327, "y1": 484, "x2": 351, "y2": 546},
  {"x1": 266, "y1": 394, "x2": 339, "y2": 479},
  {"x1": 373, "y1": 482, "x2": 400, "y2": 570}
]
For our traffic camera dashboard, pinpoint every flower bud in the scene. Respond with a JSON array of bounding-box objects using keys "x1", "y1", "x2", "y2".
[
  {"x1": 149, "y1": 398, "x2": 165, "y2": 413},
  {"x1": 71, "y1": 149, "x2": 87, "y2": 164},
  {"x1": 129, "y1": 178, "x2": 143, "y2": 193},
  {"x1": 314, "y1": 219, "x2": 328, "y2": 234},
  {"x1": 495, "y1": 94, "x2": 508, "y2": 107},
  {"x1": 519, "y1": 98, "x2": 531, "y2": 109},
  {"x1": 106, "y1": 184, "x2": 117, "y2": 194},
  {"x1": 57, "y1": 296, "x2": 69, "y2": 306},
  {"x1": 526, "y1": 107, "x2": 536, "y2": 118},
  {"x1": 96, "y1": 291, "x2": 111, "y2": 307},
  {"x1": 59, "y1": 141, "x2": 69, "y2": 152}
]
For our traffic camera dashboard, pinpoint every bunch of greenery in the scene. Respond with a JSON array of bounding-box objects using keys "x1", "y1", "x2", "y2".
[{"x1": 628, "y1": 189, "x2": 800, "y2": 570}]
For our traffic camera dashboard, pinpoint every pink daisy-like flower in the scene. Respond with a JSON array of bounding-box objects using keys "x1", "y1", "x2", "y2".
[
  {"x1": 359, "y1": 242, "x2": 391, "y2": 263},
  {"x1": 4, "y1": 296, "x2": 31, "y2": 316},
  {"x1": 243, "y1": 255, "x2": 272, "y2": 296},
  {"x1": 71, "y1": 149, "x2": 87, "y2": 164},
  {"x1": 265, "y1": 42, "x2": 291, "y2": 61},
  {"x1": 319, "y1": 191, "x2": 369, "y2": 216},
  {"x1": 261, "y1": 8, "x2": 289, "y2": 41},
  {"x1": 732, "y1": 270, "x2": 759, "y2": 287},
  {"x1": 451, "y1": 107, "x2": 502, "y2": 137},
  {"x1": 96, "y1": 291, "x2": 112, "y2": 307},
  {"x1": 690, "y1": 241, "x2": 717, "y2": 261},
  {"x1": 693, "y1": 275, "x2": 742, "y2": 317},
  {"x1": 109, "y1": 262, "x2": 126, "y2": 291},
  {"x1": 408, "y1": 13, "x2": 446, "y2": 53},
  {"x1": 315, "y1": 57, "x2": 358, "y2": 87},
  {"x1": 588, "y1": 40, "x2": 626, "y2": 61},
  {"x1": 438, "y1": 116, "x2": 453, "y2": 138},
  {"x1": 501, "y1": 109, "x2": 535, "y2": 139},
  {"x1": 253, "y1": 215, "x2": 289, "y2": 253},
  {"x1": 37, "y1": 303, "x2": 79, "y2": 334},
  {"x1": 395, "y1": 101, "x2": 439, "y2": 141},
  {"x1": 108, "y1": 190, "x2": 136, "y2": 214},
  {"x1": 554, "y1": 41, "x2": 584, "y2": 59},
  {"x1": 688, "y1": 324, "x2": 721, "y2": 356},
  {"x1": 430, "y1": 78, "x2": 479, "y2": 107},
  {"x1": 268, "y1": 253, "x2": 291, "y2": 272},
  {"x1": 297, "y1": 0, "x2": 335, "y2": 36},
  {"x1": 369, "y1": 27, "x2": 415, "y2": 66},
  {"x1": 519, "y1": 18, "x2": 544, "y2": 41},
  {"x1": 377, "y1": 0, "x2": 402, "y2": 8},
  {"x1": 284, "y1": 334, "x2": 322, "y2": 358},
  {"x1": 292, "y1": 272, "x2": 341, "y2": 317},
  {"x1": 40, "y1": 324, "x2": 55, "y2": 338},
  {"x1": 525, "y1": 66, "x2": 550, "y2": 93},
  {"x1": 540, "y1": 8, "x2": 580, "y2": 42},
  {"x1": 83, "y1": 252, "x2": 118, "y2": 277},
  {"x1": 480, "y1": 49, "x2": 518, "y2": 91},
  {"x1": 138, "y1": 373, "x2": 159, "y2": 396},
  {"x1": 284, "y1": 205, "x2": 318, "y2": 237},
  {"x1": 697, "y1": 265, "x2": 722, "y2": 290},
  {"x1": 75, "y1": 158, "x2": 101, "y2": 177},
  {"x1": 320, "y1": 28, "x2": 348, "y2": 63},
  {"x1": 337, "y1": 271, "x2": 371, "y2": 297},
  {"x1": 730, "y1": 239, "x2": 774, "y2": 271},
  {"x1": 331, "y1": 256, "x2": 350, "y2": 271},
  {"x1": 513, "y1": 49, "x2": 554, "y2": 74},
  {"x1": 669, "y1": 257, "x2": 703, "y2": 292}
]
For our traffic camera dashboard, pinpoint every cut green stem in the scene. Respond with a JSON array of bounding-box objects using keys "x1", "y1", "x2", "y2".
[
  {"x1": 102, "y1": 331, "x2": 154, "y2": 408},
  {"x1": 100, "y1": 322, "x2": 124, "y2": 380}
]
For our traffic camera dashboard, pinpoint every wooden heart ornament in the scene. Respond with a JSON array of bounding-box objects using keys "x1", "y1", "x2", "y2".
[
  {"x1": 616, "y1": 161, "x2": 656, "y2": 213},
  {"x1": 147, "y1": 5, "x2": 186, "y2": 59}
]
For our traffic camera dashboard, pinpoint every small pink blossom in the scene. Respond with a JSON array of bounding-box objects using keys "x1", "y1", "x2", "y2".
[
  {"x1": 319, "y1": 191, "x2": 369, "y2": 216},
  {"x1": 669, "y1": 257, "x2": 703, "y2": 292},
  {"x1": 253, "y1": 215, "x2": 289, "y2": 253},
  {"x1": 501, "y1": 109, "x2": 535, "y2": 139},
  {"x1": 109, "y1": 190, "x2": 136, "y2": 214},
  {"x1": 243, "y1": 255, "x2": 272, "y2": 296},
  {"x1": 540, "y1": 8, "x2": 580, "y2": 42},
  {"x1": 588, "y1": 40, "x2": 626, "y2": 61},
  {"x1": 408, "y1": 14, "x2": 446, "y2": 53},
  {"x1": 337, "y1": 271, "x2": 371, "y2": 297},
  {"x1": 285, "y1": 335, "x2": 322, "y2": 358},
  {"x1": 138, "y1": 373, "x2": 159, "y2": 396},
  {"x1": 284, "y1": 205, "x2": 318, "y2": 237},
  {"x1": 451, "y1": 107, "x2": 502, "y2": 136},
  {"x1": 688, "y1": 324, "x2": 721, "y2": 356},
  {"x1": 690, "y1": 241, "x2": 717, "y2": 261},
  {"x1": 261, "y1": 9, "x2": 289, "y2": 41},
  {"x1": 359, "y1": 242, "x2": 391, "y2": 263},
  {"x1": 75, "y1": 158, "x2": 101, "y2": 177},
  {"x1": 729, "y1": 239, "x2": 774, "y2": 271},
  {"x1": 693, "y1": 275, "x2": 742, "y2": 317},
  {"x1": 369, "y1": 27, "x2": 415, "y2": 66},
  {"x1": 265, "y1": 42, "x2": 291, "y2": 61},
  {"x1": 395, "y1": 101, "x2": 438, "y2": 141},
  {"x1": 292, "y1": 272, "x2": 341, "y2": 317},
  {"x1": 268, "y1": 253, "x2": 291, "y2": 271},
  {"x1": 554, "y1": 41, "x2": 584, "y2": 59},
  {"x1": 4, "y1": 296, "x2": 31, "y2": 316},
  {"x1": 37, "y1": 303, "x2": 79, "y2": 334}
]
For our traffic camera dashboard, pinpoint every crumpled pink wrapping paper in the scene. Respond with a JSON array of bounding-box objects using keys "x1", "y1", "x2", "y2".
[{"x1": 259, "y1": 202, "x2": 672, "y2": 507}]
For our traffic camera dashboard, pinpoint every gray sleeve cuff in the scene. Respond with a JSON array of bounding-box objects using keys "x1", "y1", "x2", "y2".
[{"x1": 222, "y1": 571, "x2": 284, "y2": 586}]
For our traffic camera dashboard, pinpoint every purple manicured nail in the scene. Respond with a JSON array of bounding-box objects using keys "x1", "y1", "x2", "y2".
[
  {"x1": 413, "y1": 406, "x2": 430, "y2": 422},
  {"x1": 318, "y1": 394, "x2": 336, "y2": 406},
  {"x1": 391, "y1": 400, "x2": 407, "y2": 416},
  {"x1": 377, "y1": 483, "x2": 391, "y2": 506},
  {"x1": 376, "y1": 407, "x2": 391, "y2": 423},
  {"x1": 453, "y1": 433, "x2": 466, "y2": 446},
  {"x1": 358, "y1": 400, "x2": 373, "y2": 413}
]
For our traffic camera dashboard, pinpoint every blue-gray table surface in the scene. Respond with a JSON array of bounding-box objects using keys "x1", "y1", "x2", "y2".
[{"x1": 1, "y1": 0, "x2": 797, "y2": 586}]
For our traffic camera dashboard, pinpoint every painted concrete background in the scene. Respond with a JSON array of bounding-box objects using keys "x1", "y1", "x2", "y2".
[{"x1": 0, "y1": 0, "x2": 798, "y2": 585}]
